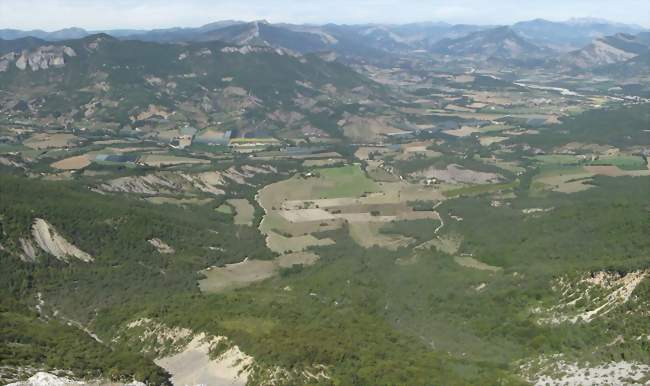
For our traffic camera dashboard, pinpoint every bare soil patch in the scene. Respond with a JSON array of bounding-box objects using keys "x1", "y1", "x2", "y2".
[{"x1": 454, "y1": 256, "x2": 501, "y2": 272}]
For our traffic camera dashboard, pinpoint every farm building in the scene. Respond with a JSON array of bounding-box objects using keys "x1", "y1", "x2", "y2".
[{"x1": 169, "y1": 135, "x2": 193, "y2": 150}]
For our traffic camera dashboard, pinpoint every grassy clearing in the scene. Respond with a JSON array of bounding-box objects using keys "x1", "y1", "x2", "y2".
[
  {"x1": 0, "y1": 143, "x2": 30, "y2": 153},
  {"x1": 381, "y1": 219, "x2": 440, "y2": 244},
  {"x1": 215, "y1": 203, "x2": 234, "y2": 214},
  {"x1": 266, "y1": 231, "x2": 335, "y2": 254},
  {"x1": 276, "y1": 251, "x2": 320, "y2": 268},
  {"x1": 227, "y1": 198, "x2": 255, "y2": 226},
  {"x1": 534, "y1": 154, "x2": 647, "y2": 171},
  {"x1": 479, "y1": 124, "x2": 515, "y2": 133},
  {"x1": 220, "y1": 317, "x2": 277, "y2": 336},
  {"x1": 536, "y1": 165, "x2": 587, "y2": 177},
  {"x1": 590, "y1": 155, "x2": 647, "y2": 170},
  {"x1": 416, "y1": 234, "x2": 463, "y2": 255},
  {"x1": 349, "y1": 222, "x2": 414, "y2": 250},
  {"x1": 532, "y1": 167, "x2": 595, "y2": 195},
  {"x1": 198, "y1": 252, "x2": 321, "y2": 293},
  {"x1": 198, "y1": 260, "x2": 277, "y2": 293},
  {"x1": 534, "y1": 155, "x2": 583, "y2": 165}
]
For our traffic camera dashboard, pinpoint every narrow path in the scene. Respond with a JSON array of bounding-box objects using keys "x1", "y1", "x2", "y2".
[{"x1": 433, "y1": 201, "x2": 445, "y2": 235}]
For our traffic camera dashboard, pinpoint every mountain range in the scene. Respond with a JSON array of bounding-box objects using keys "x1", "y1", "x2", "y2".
[
  {"x1": 0, "y1": 33, "x2": 383, "y2": 137},
  {"x1": 1, "y1": 17, "x2": 649, "y2": 128},
  {"x1": 512, "y1": 18, "x2": 647, "y2": 51},
  {"x1": 2, "y1": 18, "x2": 646, "y2": 55}
]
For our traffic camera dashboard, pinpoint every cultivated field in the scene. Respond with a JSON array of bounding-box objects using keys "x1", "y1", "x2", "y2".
[
  {"x1": 50, "y1": 155, "x2": 91, "y2": 170},
  {"x1": 139, "y1": 154, "x2": 210, "y2": 167},
  {"x1": 24, "y1": 133, "x2": 81, "y2": 150},
  {"x1": 257, "y1": 164, "x2": 444, "y2": 251}
]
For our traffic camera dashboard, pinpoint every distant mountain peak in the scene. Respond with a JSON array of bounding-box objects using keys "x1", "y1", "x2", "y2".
[
  {"x1": 567, "y1": 17, "x2": 614, "y2": 25},
  {"x1": 430, "y1": 26, "x2": 547, "y2": 60},
  {"x1": 562, "y1": 32, "x2": 650, "y2": 68}
]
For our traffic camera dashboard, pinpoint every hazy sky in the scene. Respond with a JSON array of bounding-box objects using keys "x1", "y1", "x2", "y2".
[{"x1": 1, "y1": 0, "x2": 649, "y2": 30}]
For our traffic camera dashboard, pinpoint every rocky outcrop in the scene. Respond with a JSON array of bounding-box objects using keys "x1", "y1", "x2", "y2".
[
  {"x1": 0, "y1": 45, "x2": 76, "y2": 72},
  {"x1": 6, "y1": 372, "x2": 146, "y2": 386},
  {"x1": 221, "y1": 45, "x2": 299, "y2": 57},
  {"x1": 534, "y1": 270, "x2": 648, "y2": 325},
  {"x1": 6, "y1": 372, "x2": 85, "y2": 386},
  {"x1": 0, "y1": 52, "x2": 17, "y2": 72},
  {"x1": 19, "y1": 237, "x2": 37, "y2": 262},
  {"x1": 148, "y1": 238, "x2": 175, "y2": 254},
  {"x1": 31, "y1": 218, "x2": 93, "y2": 263}
]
